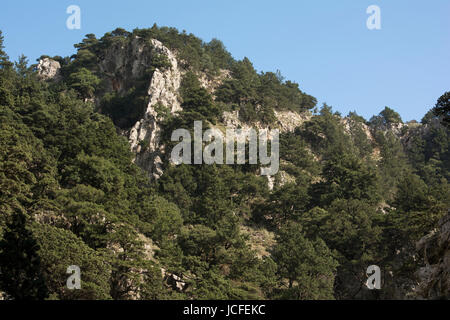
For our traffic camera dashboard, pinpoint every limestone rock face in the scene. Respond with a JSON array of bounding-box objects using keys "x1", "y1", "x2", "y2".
[
  {"x1": 128, "y1": 39, "x2": 182, "y2": 180},
  {"x1": 222, "y1": 110, "x2": 311, "y2": 135},
  {"x1": 98, "y1": 37, "x2": 182, "y2": 180},
  {"x1": 99, "y1": 37, "x2": 150, "y2": 93},
  {"x1": 37, "y1": 58, "x2": 61, "y2": 81},
  {"x1": 197, "y1": 69, "x2": 231, "y2": 94},
  {"x1": 96, "y1": 35, "x2": 318, "y2": 182},
  {"x1": 274, "y1": 110, "x2": 312, "y2": 133}
]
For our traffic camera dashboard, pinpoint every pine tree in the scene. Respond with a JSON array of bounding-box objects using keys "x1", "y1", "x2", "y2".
[
  {"x1": 434, "y1": 92, "x2": 450, "y2": 127},
  {"x1": 0, "y1": 30, "x2": 13, "y2": 69},
  {"x1": 0, "y1": 213, "x2": 49, "y2": 300},
  {"x1": 272, "y1": 222, "x2": 338, "y2": 299},
  {"x1": 14, "y1": 54, "x2": 30, "y2": 78}
]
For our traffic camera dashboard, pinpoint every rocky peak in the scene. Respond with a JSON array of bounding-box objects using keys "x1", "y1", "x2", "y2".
[
  {"x1": 100, "y1": 38, "x2": 183, "y2": 180},
  {"x1": 36, "y1": 58, "x2": 61, "y2": 81}
]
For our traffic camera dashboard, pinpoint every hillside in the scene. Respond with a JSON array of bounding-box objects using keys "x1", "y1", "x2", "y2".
[{"x1": 0, "y1": 26, "x2": 449, "y2": 300}]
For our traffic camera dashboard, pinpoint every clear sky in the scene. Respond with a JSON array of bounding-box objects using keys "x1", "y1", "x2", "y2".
[{"x1": 1, "y1": 0, "x2": 449, "y2": 121}]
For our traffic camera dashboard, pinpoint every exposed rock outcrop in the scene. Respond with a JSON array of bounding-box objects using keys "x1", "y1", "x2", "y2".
[
  {"x1": 128, "y1": 39, "x2": 182, "y2": 180},
  {"x1": 36, "y1": 58, "x2": 61, "y2": 81},
  {"x1": 97, "y1": 37, "x2": 182, "y2": 180},
  {"x1": 274, "y1": 110, "x2": 312, "y2": 133},
  {"x1": 99, "y1": 37, "x2": 153, "y2": 93},
  {"x1": 197, "y1": 69, "x2": 231, "y2": 94},
  {"x1": 222, "y1": 109, "x2": 311, "y2": 135}
]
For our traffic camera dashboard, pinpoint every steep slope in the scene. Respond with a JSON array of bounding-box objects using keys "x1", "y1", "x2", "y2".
[{"x1": 1, "y1": 26, "x2": 447, "y2": 300}]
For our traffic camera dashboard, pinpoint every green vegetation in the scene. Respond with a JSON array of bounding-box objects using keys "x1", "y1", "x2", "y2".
[
  {"x1": 48, "y1": 25, "x2": 316, "y2": 128},
  {"x1": 215, "y1": 58, "x2": 316, "y2": 124},
  {"x1": 370, "y1": 106, "x2": 403, "y2": 128},
  {"x1": 0, "y1": 213, "x2": 48, "y2": 300},
  {"x1": 433, "y1": 92, "x2": 450, "y2": 127},
  {"x1": 271, "y1": 222, "x2": 338, "y2": 299},
  {"x1": 67, "y1": 68, "x2": 101, "y2": 100},
  {"x1": 0, "y1": 27, "x2": 448, "y2": 300}
]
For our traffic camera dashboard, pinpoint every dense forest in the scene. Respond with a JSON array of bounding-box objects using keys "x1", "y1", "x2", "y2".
[{"x1": 0, "y1": 26, "x2": 449, "y2": 300}]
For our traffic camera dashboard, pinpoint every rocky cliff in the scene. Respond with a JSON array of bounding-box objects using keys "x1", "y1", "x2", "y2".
[
  {"x1": 35, "y1": 37, "x2": 417, "y2": 183},
  {"x1": 95, "y1": 37, "x2": 182, "y2": 179},
  {"x1": 36, "y1": 57, "x2": 61, "y2": 81},
  {"x1": 37, "y1": 36, "x2": 318, "y2": 181},
  {"x1": 34, "y1": 31, "x2": 448, "y2": 300}
]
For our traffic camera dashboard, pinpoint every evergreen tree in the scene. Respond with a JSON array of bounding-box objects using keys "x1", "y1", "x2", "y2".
[
  {"x1": 0, "y1": 26, "x2": 448, "y2": 301},
  {"x1": 271, "y1": 222, "x2": 338, "y2": 300},
  {"x1": 68, "y1": 67, "x2": 101, "y2": 99},
  {"x1": 434, "y1": 92, "x2": 450, "y2": 127},
  {"x1": 14, "y1": 54, "x2": 30, "y2": 78},
  {"x1": 0, "y1": 213, "x2": 49, "y2": 300},
  {"x1": 0, "y1": 30, "x2": 13, "y2": 69}
]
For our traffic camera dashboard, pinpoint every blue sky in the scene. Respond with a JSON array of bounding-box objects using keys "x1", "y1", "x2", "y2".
[{"x1": 1, "y1": 0, "x2": 449, "y2": 121}]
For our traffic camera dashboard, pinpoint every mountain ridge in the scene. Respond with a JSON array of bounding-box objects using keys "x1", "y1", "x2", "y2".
[{"x1": 0, "y1": 26, "x2": 448, "y2": 300}]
